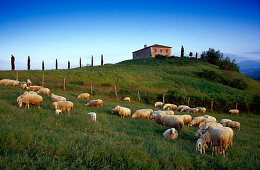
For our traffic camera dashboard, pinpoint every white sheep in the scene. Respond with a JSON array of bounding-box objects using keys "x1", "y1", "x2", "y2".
[
  {"x1": 114, "y1": 105, "x2": 131, "y2": 117},
  {"x1": 163, "y1": 128, "x2": 178, "y2": 140},
  {"x1": 85, "y1": 99, "x2": 103, "y2": 107},
  {"x1": 17, "y1": 91, "x2": 37, "y2": 102},
  {"x1": 132, "y1": 109, "x2": 153, "y2": 119},
  {"x1": 0, "y1": 79, "x2": 10, "y2": 85},
  {"x1": 180, "y1": 106, "x2": 190, "y2": 112},
  {"x1": 196, "y1": 138, "x2": 208, "y2": 154},
  {"x1": 123, "y1": 97, "x2": 130, "y2": 102},
  {"x1": 195, "y1": 122, "x2": 223, "y2": 138},
  {"x1": 20, "y1": 83, "x2": 27, "y2": 89},
  {"x1": 199, "y1": 118, "x2": 217, "y2": 128},
  {"x1": 51, "y1": 94, "x2": 66, "y2": 102},
  {"x1": 154, "y1": 102, "x2": 164, "y2": 107},
  {"x1": 163, "y1": 104, "x2": 177, "y2": 110},
  {"x1": 29, "y1": 85, "x2": 43, "y2": 91},
  {"x1": 204, "y1": 115, "x2": 216, "y2": 121},
  {"x1": 177, "y1": 105, "x2": 188, "y2": 111},
  {"x1": 223, "y1": 120, "x2": 240, "y2": 130},
  {"x1": 55, "y1": 109, "x2": 62, "y2": 115},
  {"x1": 18, "y1": 94, "x2": 43, "y2": 109},
  {"x1": 53, "y1": 101, "x2": 73, "y2": 115},
  {"x1": 5, "y1": 80, "x2": 19, "y2": 86},
  {"x1": 186, "y1": 108, "x2": 199, "y2": 114},
  {"x1": 197, "y1": 107, "x2": 206, "y2": 113},
  {"x1": 176, "y1": 114, "x2": 192, "y2": 125},
  {"x1": 37, "y1": 88, "x2": 50, "y2": 96},
  {"x1": 78, "y1": 93, "x2": 90, "y2": 99},
  {"x1": 188, "y1": 116, "x2": 205, "y2": 127},
  {"x1": 161, "y1": 115, "x2": 184, "y2": 133},
  {"x1": 88, "y1": 112, "x2": 97, "y2": 122},
  {"x1": 229, "y1": 109, "x2": 239, "y2": 115}
]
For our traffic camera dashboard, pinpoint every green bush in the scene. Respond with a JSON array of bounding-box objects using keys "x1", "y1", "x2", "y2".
[
  {"x1": 230, "y1": 79, "x2": 248, "y2": 90},
  {"x1": 198, "y1": 70, "x2": 219, "y2": 81},
  {"x1": 155, "y1": 54, "x2": 168, "y2": 59},
  {"x1": 218, "y1": 57, "x2": 239, "y2": 72}
]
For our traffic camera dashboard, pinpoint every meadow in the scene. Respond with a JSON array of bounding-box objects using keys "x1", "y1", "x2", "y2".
[{"x1": 0, "y1": 57, "x2": 260, "y2": 169}]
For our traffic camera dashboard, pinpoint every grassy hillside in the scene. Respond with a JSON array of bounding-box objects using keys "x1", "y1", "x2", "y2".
[{"x1": 0, "y1": 57, "x2": 260, "y2": 168}]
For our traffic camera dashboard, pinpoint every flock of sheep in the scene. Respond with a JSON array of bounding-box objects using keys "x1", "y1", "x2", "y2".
[{"x1": 0, "y1": 78, "x2": 241, "y2": 157}]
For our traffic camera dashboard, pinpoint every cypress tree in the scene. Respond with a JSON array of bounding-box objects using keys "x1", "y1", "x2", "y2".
[
  {"x1": 11, "y1": 55, "x2": 15, "y2": 70},
  {"x1": 189, "y1": 52, "x2": 193, "y2": 57},
  {"x1": 56, "y1": 59, "x2": 58, "y2": 70},
  {"x1": 42, "y1": 60, "x2": 45, "y2": 70},
  {"x1": 80, "y1": 57, "x2": 82, "y2": 68},
  {"x1": 181, "y1": 46, "x2": 184, "y2": 57},
  {"x1": 101, "y1": 54, "x2": 104, "y2": 66},
  {"x1": 27, "y1": 56, "x2": 30, "y2": 70},
  {"x1": 196, "y1": 52, "x2": 198, "y2": 59},
  {"x1": 68, "y1": 61, "x2": 70, "y2": 69},
  {"x1": 91, "y1": 55, "x2": 93, "y2": 66}
]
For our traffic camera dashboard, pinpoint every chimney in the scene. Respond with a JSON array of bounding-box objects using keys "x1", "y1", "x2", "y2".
[{"x1": 144, "y1": 44, "x2": 147, "y2": 48}]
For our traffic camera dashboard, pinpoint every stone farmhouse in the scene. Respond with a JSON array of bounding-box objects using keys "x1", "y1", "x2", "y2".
[{"x1": 133, "y1": 44, "x2": 172, "y2": 59}]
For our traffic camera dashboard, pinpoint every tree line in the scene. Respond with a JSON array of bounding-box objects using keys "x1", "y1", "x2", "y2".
[{"x1": 10, "y1": 54, "x2": 104, "y2": 70}]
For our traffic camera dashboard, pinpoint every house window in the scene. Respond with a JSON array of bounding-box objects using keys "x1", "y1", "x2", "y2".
[
  {"x1": 166, "y1": 49, "x2": 168, "y2": 53},
  {"x1": 160, "y1": 49, "x2": 162, "y2": 53},
  {"x1": 154, "y1": 49, "x2": 157, "y2": 52}
]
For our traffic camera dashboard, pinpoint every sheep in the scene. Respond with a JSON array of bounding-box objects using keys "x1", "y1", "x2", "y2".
[
  {"x1": 37, "y1": 88, "x2": 50, "y2": 96},
  {"x1": 204, "y1": 115, "x2": 216, "y2": 121},
  {"x1": 186, "y1": 108, "x2": 199, "y2": 114},
  {"x1": 51, "y1": 94, "x2": 66, "y2": 102},
  {"x1": 5, "y1": 80, "x2": 19, "y2": 86},
  {"x1": 163, "y1": 128, "x2": 178, "y2": 140},
  {"x1": 17, "y1": 91, "x2": 37, "y2": 102},
  {"x1": 0, "y1": 79, "x2": 10, "y2": 85},
  {"x1": 220, "y1": 119, "x2": 232, "y2": 125},
  {"x1": 208, "y1": 127, "x2": 234, "y2": 157},
  {"x1": 20, "y1": 82, "x2": 27, "y2": 89},
  {"x1": 111, "y1": 108, "x2": 118, "y2": 114},
  {"x1": 27, "y1": 79, "x2": 31, "y2": 86},
  {"x1": 53, "y1": 101, "x2": 73, "y2": 115},
  {"x1": 160, "y1": 115, "x2": 184, "y2": 133},
  {"x1": 163, "y1": 104, "x2": 177, "y2": 110},
  {"x1": 176, "y1": 114, "x2": 192, "y2": 125},
  {"x1": 188, "y1": 116, "x2": 205, "y2": 127},
  {"x1": 195, "y1": 122, "x2": 223, "y2": 138},
  {"x1": 197, "y1": 107, "x2": 206, "y2": 113},
  {"x1": 150, "y1": 110, "x2": 174, "y2": 120},
  {"x1": 55, "y1": 109, "x2": 62, "y2": 115},
  {"x1": 132, "y1": 109, "x2": 153, "y2": 119},
  {"x1": 18, "y1": 94, "x2": 43, "y2": 109},
  {"x1": 85, "y1": 99, "x2": 103, "y2": 107},
  {"x1": 200, "y1": 131, "x2": 211, "y2": 146},
  {"x1": 154, "y1": 102, "x2": 163, "y2": 107},
  {"x1": 88, "y1": 112, "x2": 97, "y2": 122},
  {"x1": 223, "y1": 121, "x2": 240, "y2": 130},
  {"x1": 199, "y1": 118, "x2": 217, "y2": 128},
  {"x1": 113, "y1": 105, "x2": 131, "y2": 117},
  {"x1": 180, "y1": 106, "x2": 190, "y2": 112},
  {"x1": 177, "y1": 105, "x2": 188, "y2": 111},
  {"x1": 123, "y1": 97, "x2": 130, "y2": 102},
  {"x1": 77, "y1": 93, "x2": 90, "y2": 99},
  {"x1": 29, "y1": 85, "x2": 43, "y2": 91},
  {"x1": 164, "y1": 110, "x2": 175, "y2": 115},
  {"x1": 196, "y1": 138, "x2": 208, "y2": 154},
  {"x1": 229, "y1": 109, "x2": 239, "y2": 115}
]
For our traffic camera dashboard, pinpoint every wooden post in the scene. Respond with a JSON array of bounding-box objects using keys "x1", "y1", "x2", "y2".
[
  {"x1": 138, "y1": 91, "x2": 140, "y2": 102},
  {"x1": 187, "y1": 97, "x2": 190, "y2": 106},
  {"x1": 211, "y1": 101, "x2": 213, "y2": 111},
  {"x1": 114, "y1": 86, "x2": 117, "y2": 98},
  {"x1": 163, "y1": 94, "x2": 165, "y2": 105},
  {"x1": 42, "y1": 74, "x2": 44, "y2": 87},
  {"x1": 235, "y1": 102, "x2": 238, "y2": 109},
  {"x1": 63, "y1": 77, "x2": 65, "y2": 91},
  {"x1": 90, "y1": 83, "x2": 93, "y2": 94},
  {"x1": 16, "y1": 71, "x2": 18, "y2": 81}
]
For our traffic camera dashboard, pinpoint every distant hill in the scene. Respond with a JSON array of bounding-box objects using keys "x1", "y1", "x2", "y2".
[{"x1": 238, "y1": 60, "x2": 260, "y2": 80}]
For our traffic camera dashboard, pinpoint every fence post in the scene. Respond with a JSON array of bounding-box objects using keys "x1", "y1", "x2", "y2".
[
  {"x1": 235, "y1": 102, "x2": 238, "y2": 109},
  {"x1": 211, "y1": 101, "x2": 213, "y2": 111},
  {"x1": 163, "y1": 94, "x2": 165, "y2": 105},
  {"x1": 16, "y1": 71, "x2": 18, "y2": 81},
  {"x1": 63, "y1": 77, "x2": 65, "y2": 91},
  {"x1": 114, "y1": 86, "x2": 117, "y2": 98},
  {"x1": 188, "y1": 97, "x2": 190, "y2": 106},
  {"x1": 138, "y1": 91, "x2": 140, "y2": 102},
  {"x1": 90, "y1": 83, "x2": 93, "y2": 94},
  {"x1": 42, "y1": 74, "x2": 44, "y2": 87}
]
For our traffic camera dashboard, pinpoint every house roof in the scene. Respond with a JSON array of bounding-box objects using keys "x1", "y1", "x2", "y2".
[{"x1": 133, "y1": 44, "x2": 172, "y2": 53}]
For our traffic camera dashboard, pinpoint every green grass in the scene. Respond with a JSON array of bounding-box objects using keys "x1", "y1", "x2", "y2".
[{"x1": 0, "y1": 58, "x2": 260, "y2": 168}]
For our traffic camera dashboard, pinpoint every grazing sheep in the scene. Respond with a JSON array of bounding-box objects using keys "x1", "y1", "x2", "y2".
[
  {"x1": 88, "y1": 112, "x2": 97, "y2": 122},
  {"x1": 180, "y1": 106, "x2": 190, "y2": 112},
  {"x1": 200, "y1": 131, "x2": 211, "y2": 146},
  {"x1": 177, "y1": 105, "x2": 188, "y2": 111},
  {"x1": 208, "y1": 127, "x2": 234, "y2": 157},
  {"x1": 111, "y1": 108, "x2": 118, "y2": 114},
  {"x1": 55, "y1": 109, "x2": 62, "y2": 115},
  {"x1": 161, "y1": 115, "x2": 184, "y2": 133},
  {"x1": 195, "y1": 123, "x2": 223, "y2": 138},
  {"x1": 176, "y1": 114, "x2": 192, "y2": 125},
  {"x1": 113, "y1": 105, "x2": 131, "y2": 117},
  {"x1": 163, "y1": 104, "x2": 177, "y2": 110},
  {"x1": 229, "y1": 109, "x2": 239, "y2": 115},
  {"x1": 163, "y1": 128, "x2": 178, "y2": 140},
  {"x1": 220, "y1": 119, "x2": 232, "y2": 125},
  {"x1": 164, "y1": 110, "x2": 175, "y2": 115},
  {"x1": 188, "y1": 116, "x2": 205, "y2": 127},
  {"x1": 196, "y1": 138, "x2": 208, "y2": 154},
  {"x1": 77, "y1": 93, "x2": 90, "y2": 99},
  {"x1": 204, "y1": 115, "x2": 216, "y2": 121},
  {"x1": 51, "y1": 94, "x2": 66, "y2": 102},
  {"x1": 17, "y1": 91, "x2": 37, "y2": 102},
  {"x1": 5, "y1": 80, "x2": 19, "y2": 86},
  {"x1": 197, "y1": 107, "x2": 206, "y2": 113},
  {"x1": 37, "y1": 88, "x2": 50, "y2": 96},
  {"x1": 85, "y1": 99, "x2": 103, "y2": 107},
  {"x1": 18, "y1": 94, "x2": 43, "y2": 109},
  {"x1": 150, "y1": 110, "x2": 174, "y2": 120},
  {"x1": 154, "y1": 102, "x2": 163, "y2": 107},
  {"x1": 53, "y1": 101, "x2": 73, "y2": 115},
  {"x1": 0, "y1": 79, "x2": 10, "y2": 85},
  {"x1": 123, "y1": 97, "x2": 130, "y2": 102},
  {"x1": 223, "y1": 121, "x2": 240, "y2": 130},
  {"x1": 132, "y1": 109, "x2": 153, "y2": 119},
  {"x1": 199, "y1": 118, "x2": 217, "y2": 128},
  {"x1": 29, "y1": 85, "x2": 43, "y2": 91},
  {"x1": 27, "y1": 79, "x2": 31, "y2": 86},
  {"x1": 186, "y1": 108, "x2": 199, "y2": 114}
]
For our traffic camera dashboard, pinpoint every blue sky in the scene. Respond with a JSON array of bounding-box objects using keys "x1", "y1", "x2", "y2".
[{"x1": 0, "y1": 0, "x2": 259, "y2": 70}]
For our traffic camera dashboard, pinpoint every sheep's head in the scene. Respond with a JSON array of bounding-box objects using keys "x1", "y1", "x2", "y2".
[
  {"x1": 18, "y1": 100, "x2": 23, "y2": 108},
  {"x1": 114, "y1": 105, "x2": 120, "y2": 111},
  {"x1": 53, "y1": 102, "x2": 58, "y2": 109},
  {"x1": 132, "y1": 114, "x2": 137, "y2": 118}
]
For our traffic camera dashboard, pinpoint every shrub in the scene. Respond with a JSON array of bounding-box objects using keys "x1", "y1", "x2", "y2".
[
  {"x1": 219, "y1": 57, "x2": 239, "y2": 72},
  {"x1": 230, "y1": 79, "x2": 248, "y2": 90},
  {"x1": 198, "y1": 70, "x2": 219, "y2": 81},
  {"x1": 155, "y1": 54, "x2": 168, "y2": 59}
]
